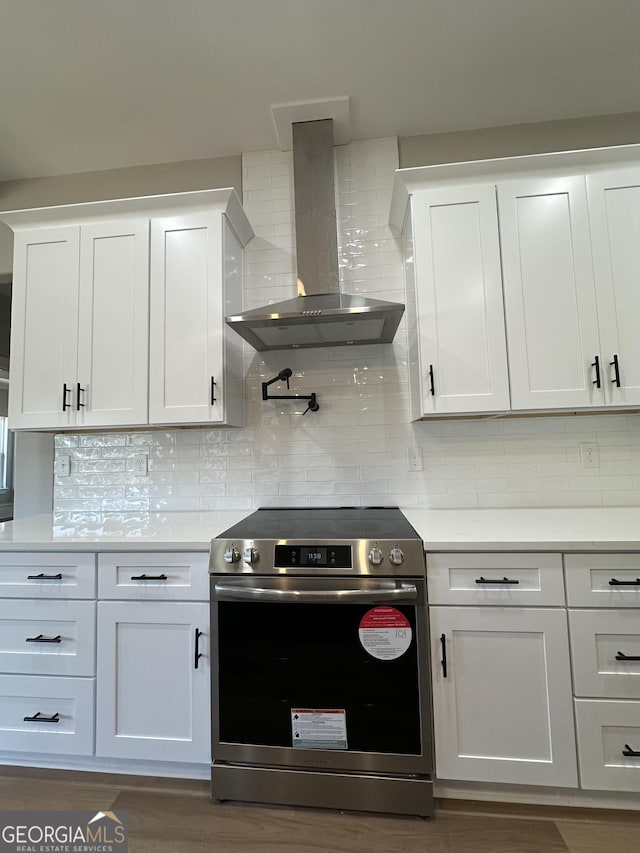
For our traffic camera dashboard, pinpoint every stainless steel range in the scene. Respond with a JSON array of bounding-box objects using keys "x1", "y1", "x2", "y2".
[{"x1": 209, "y1": 507, "x2": 433, "y2": 817}]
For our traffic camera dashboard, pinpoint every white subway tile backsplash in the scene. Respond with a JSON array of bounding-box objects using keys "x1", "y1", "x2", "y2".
[{"x1": 51, "y1": 138, "x2": 640, "y2": 517}]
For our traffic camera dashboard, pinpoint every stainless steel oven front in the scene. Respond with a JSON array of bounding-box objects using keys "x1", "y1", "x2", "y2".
[{"x1": 209, "y1": 509, "x2": 433, "y2": 817}]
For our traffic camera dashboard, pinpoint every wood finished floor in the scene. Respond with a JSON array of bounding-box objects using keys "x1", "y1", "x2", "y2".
[{"x1": 1, "y1": 767, "x2": 639, "y2": 852}]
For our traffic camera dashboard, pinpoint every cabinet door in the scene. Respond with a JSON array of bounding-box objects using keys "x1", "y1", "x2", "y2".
[
  {"x1": 9, "y1": 226, "x2": 80, "y2": 429},
  {"x1": 149, "y1": 212, "x2": 229, "y2": 425},
  {"x1": 411, "y1": 185, "x2": 510, "y2": 414},
  {"x1": 498, "y1": 176, "x2": 602, "y2": 411},
  {"x1": 587, "y1": 168, "x2": 640, "y2": 407},
  {"x1": 76, "y1": 220, "x2": 149, "y2": 426},
  {"x1": 95, "y1": 601, "x2": 210, "y2": 762},
  {"x1": 430, "y1": 606, "x2": 577, "y2": 787}
]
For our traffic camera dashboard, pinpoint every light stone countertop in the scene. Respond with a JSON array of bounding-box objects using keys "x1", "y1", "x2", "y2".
[
  {"x1": 0, "y1": 507, "x2": 639, "y2": 553},
  {"x1": 0, "y1": 511, "x2": 248, "y2": 551}
]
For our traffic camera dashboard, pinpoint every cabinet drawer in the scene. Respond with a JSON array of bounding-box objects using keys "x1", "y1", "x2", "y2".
[
  {"x1": 575, "y1": 699, "x2": 640, "y2": 792},
  {"x1": 565, "y1": 554, "x2": 640, "y2": 607},
  {"x1": 98, "y1": 552, "x2": 209, "y2": 600},
  {"x1": 570, "y1": 610, "x2": 640, "y2": 699},
  {"x1": 426, "y1": 553, "x2": 564, "y2": 605},
  {"x1": 0, "y1": 600, "x2": 96, "y2": 676},
  {"x1": 0, "y1": 553, "x2": 96, "y2": 599},
  {"x1": 0, "y1": 675, "x2": 94, "y2": 755}
]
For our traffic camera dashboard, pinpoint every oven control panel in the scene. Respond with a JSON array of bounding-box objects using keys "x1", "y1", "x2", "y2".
[{"x1": 274, "y1": 544, "x2": 352, "y2": 569}]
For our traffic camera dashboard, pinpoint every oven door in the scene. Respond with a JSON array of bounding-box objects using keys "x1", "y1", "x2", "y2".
[{"x1": 211, "y1": 576, "x2": 432, "y2": 776}]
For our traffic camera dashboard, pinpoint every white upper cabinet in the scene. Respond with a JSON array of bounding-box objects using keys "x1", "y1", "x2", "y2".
[
  {"x1": 408, "y1": 184, "x2": 510, "y2": 416},
  {"x1": 586, "y1": 167, "x2": 640, "y2": 407},
  {"x1": 392, "y1": 145, "x2": 640, "y2": 419},
  {"x1": 497, "y1": 176, "x2": 603, "y2": 411},
  {"x1": 149, "y1": 213, "x2": 244, "y2": 426},
  {"x1": 2, "y1": 189, "x2": 253, "y2": 431},
  {"x1": 10, "y1": 219, "x2": 149, "y2": 430}
]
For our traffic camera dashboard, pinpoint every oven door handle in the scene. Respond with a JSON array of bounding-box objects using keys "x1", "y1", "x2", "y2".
[{"x1": 213, "y1": 581, "x2": 419, "y2": 603}]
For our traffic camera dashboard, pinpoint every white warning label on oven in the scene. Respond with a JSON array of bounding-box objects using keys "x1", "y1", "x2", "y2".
[
  {"x1": 358, "y1": 606, "x2": 412, "y2": 660},
  {"x1": 291, "y1": 708, "x2": 348, "y2": 750}
]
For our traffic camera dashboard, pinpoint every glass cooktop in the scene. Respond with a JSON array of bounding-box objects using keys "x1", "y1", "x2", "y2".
[{"x1": 216, "y1": 507, "x2": 420, "y2": 542}]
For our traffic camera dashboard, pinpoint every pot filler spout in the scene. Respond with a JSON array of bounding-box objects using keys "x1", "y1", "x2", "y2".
[{"x1": 225, "y1": 118, "x2": 404, "y2": 351}]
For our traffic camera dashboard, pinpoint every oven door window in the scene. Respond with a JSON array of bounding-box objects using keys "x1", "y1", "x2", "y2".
[{"x1": 217, "y1": 601, "x2": 422, "y2": 755}]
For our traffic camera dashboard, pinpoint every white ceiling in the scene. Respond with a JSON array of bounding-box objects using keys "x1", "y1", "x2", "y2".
[{"x1": 2, "y1": 0, "x2": 640, "y2": 183}]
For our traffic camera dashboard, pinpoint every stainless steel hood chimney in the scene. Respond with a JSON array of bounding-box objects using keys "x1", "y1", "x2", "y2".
[{"x1": 225, "y1": 118, "x2": 404, "y2": 350}]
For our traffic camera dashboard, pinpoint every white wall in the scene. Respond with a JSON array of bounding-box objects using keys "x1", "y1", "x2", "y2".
[
  {"x1": 51, "y1": 138, "x2": 640, "y2": 521},
  {"x1": 399, "y1": 110, "x2": 640, "y2": 167}
]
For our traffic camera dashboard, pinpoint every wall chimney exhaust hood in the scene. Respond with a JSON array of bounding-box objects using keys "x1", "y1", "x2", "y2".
[{"x1": 226, "y1": 112, "x2": 404, "y2": 351}]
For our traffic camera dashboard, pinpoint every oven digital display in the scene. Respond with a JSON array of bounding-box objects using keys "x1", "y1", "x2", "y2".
[{"x1": 275, "y1": 545, "x2": 352, "y2": 569}]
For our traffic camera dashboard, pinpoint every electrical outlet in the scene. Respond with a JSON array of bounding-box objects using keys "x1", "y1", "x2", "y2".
[
  {"x1": 580, "y1": 442, "x2": 599, "y2": 469},
  {"x1": 407, "y1": 447, "x2": 423, "y2": 471},
  {"x1": 54, "y1": 455, "x2": 71, "y2": 477},
  {"x1": 132, "y1": 455, "x2": 148, "y2": 476}
]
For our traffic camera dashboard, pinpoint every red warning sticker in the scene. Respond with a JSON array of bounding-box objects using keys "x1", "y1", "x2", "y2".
[{"x1": 358, "y1": 606, "x2": 412, "y2": 660}]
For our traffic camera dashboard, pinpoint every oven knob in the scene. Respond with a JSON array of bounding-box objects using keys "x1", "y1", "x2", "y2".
[
  {"x1": 223, "y1": 546, "x2": 241, "y2": 564},
  {"x1": 389, "y1": 547, "x2": 405, "y2": 566},
  {"x1": 368, "y1": 547, "x2": 384, "y2": 566},
  {"x1": 243, "y1": 546, "x2": 259, "y2": 564}
]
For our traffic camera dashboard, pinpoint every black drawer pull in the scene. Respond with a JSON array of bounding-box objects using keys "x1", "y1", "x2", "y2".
[
  {"x1": 616, "y1": 651, "x2": 640, "y2": 661},
  {"x1": 194, "y1": 628, "x2": 203, "y2": 669},
  {"x1": 130, "y1": 573, "x2": 168, "y2": 581},
  {"x1": 23, "y1": 712, "x2": 60, "y2": 724},
  {"x1": 428, "y1": 364, "x2": 435, "y2": 396},
  {"x1": 609, "y1": 578, "x2": 640, "y2": 586},
  {"x1": 475, "y1": 576, "x2": 520, "y2": 585},
  {"x1": 26, "y1": 634, "x2": 62, "y2": 644},
  {"x1": 622, "y1": 744, "x2": 640, "y2": 757},
  {"x1": 592, "y1": 355, "x2": 601, "y2": 388},
  {"x1": 211, "y1": 376, "x2": 217, "y2": 405},
  {"x1": 440, "y1": 633, "x2": 447, "y2": 678},
  {"x1": 27, "y1": 573, "x2": 63, "y2": 580}
]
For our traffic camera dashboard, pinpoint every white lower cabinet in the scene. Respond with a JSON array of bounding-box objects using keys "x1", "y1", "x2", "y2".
[
  {"x1": 429, "y1": 606, "x2": 578, "y2": 787},
  {"x1": 567, "y1": 553, "x2": 640, "y2": 794},
  {"x1": 575, "y1": 699, "x2": 640, "y2": 792},
  {"x1": 95, "y1": 601, "x2": 210, "y2": 763},
  {"x1": 0, "y1": 553, "x2": 97, "y2": 758}
]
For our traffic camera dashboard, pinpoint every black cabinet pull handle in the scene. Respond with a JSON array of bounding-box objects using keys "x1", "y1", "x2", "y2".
[
  {"x1": 610, "y1": 354, "x2": 621, "y2": 388},
  {"x1": 76, "y1": 382, "x2": 85, "y2": 410},
  {"x1": 440, "y1": 633, "x2": 447, "y2": 678},
  {"x1": 27, "y1": 573, "x2": 63, "y2": 580},
  {"x1": 592, "y1": 355, "x2": 601, "y2": 388},
  {"x1": 62, "y1": 383, "x2": 72, "y2": 412},
  {"x1": 211, "y1": 376, "x2": 217, "y2": 405},
  {"x1": 428, "y1": 364, "x2": 435, "y2": 396},
  {"x1": 475, "y1": 576, "x2": 520, "y2": 585},
  {"x1": 26, "y1": 634, "x2": 62, "y2": 644},
  {"x1": 194, "y1": 628, "x2": 203, "y2": 669},
  {"x1": 615, "y1": 651, "x2": 640, "y2": 661},
  {"x1": 23, "y1": 712, "x2": 60, "y2": 724},
  {"x1": 130, "y1": 573, "x2": 168, "y2": 581},
  {"x1": 609, "y1": 578, "x2": 640, "y2": 586},
  {"x1": 622, "y1": 744, "x2": 640, "y2": 757}
]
